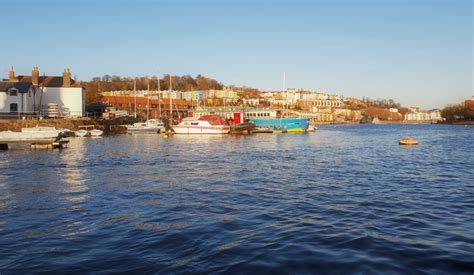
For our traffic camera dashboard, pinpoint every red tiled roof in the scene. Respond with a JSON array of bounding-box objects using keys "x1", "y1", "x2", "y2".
[
  {"x1": 16, "y1": 75, "x2": 82, "y2": 88},
  {"x1": 101, "y1": 96, "x2": 193, "y2": 106}
]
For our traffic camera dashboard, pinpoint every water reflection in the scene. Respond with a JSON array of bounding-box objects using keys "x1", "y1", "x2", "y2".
[
  {"x1": 57, "y1": 138, "x2": 91, "y2": 238},
  {"x1": 59, "y1": 138, "x2": 89, "y2": 204},
  {"x1": 0, "y1": 125, "x2": 473, "y2": 274}
]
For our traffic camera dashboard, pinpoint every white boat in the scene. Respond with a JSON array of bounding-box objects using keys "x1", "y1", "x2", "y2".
[
  {"x1": 74, "y1": 129, "x2": 89, "y2": 137},
  {"x1": 75, "y1": 125, "x2": 103, "y2": 137},
  {"x1": 90, "y1": 129, "x2": 104, "y2": 137},
  {"x1": 173, "y1": 115, "x2": 230, "y2": 134},
  {"x1": 126, "y1": 119, "x2": 164, "y2": 134},
  {"x1": 0, "y1": 127, "x2": 62, "y2": 141},
  {"x1": 307, "y1": 125, "x2": 316, "y2": 132}
]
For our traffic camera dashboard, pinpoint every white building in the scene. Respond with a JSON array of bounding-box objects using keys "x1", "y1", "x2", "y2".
[
  {"x1": 0, "y1": 66, "x2": 85, "y2": 117},
  {"x1": 0, "y1": 82, "x2": 33, "y2": 115},
  {"x1": 404, "y1": 109, "x2": 442, "y2": 122},
  {"x1": 243, "y1": 98, "x2": 260, "y2": 106}
]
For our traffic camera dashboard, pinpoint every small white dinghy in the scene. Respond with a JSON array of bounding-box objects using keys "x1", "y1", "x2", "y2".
[
  {"x1": 307, "y1": 125, "x2": 316, "y2": 132},
  {"x1": 90, "y1": 129, "x2": 103, "y2": 137},
  {"x1": 74, "y1": 129, "x2": 89, "y2": 137},
  {"x1": 75, "y1": 125, "x2": 103, "y2": 137}
]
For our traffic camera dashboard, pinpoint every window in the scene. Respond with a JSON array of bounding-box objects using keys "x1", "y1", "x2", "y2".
[
  {"x1": 8, "y1": 88, "x2": 18, "y2": 96},
  {"x1": 10, "y1": 103, "x2": 18, "y2": 113}
]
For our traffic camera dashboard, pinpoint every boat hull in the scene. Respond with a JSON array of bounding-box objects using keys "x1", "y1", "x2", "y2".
[
  {"x1": 90, "y1": 129, "x2": 103, "y2": 137},
  {"x1": 126, "y1": 119, "x2": 164, "y2": 134},
  {"x1": 127, "y1": 128, "x2": 161, "y2": 134},
  {"x1": 249, "y1": 118, "x2": 310, "y2": 132},
  {"x1": 173, "y1": 125, "x2": 230, "y2": 134},
  {"x1": 75, "y1": 130, "x2": 89, "y2": 137},
  {"x1": 230, "y1": 122, "x2": 255, "y2": 134},
  {"x1": 0, "y1": 128, "x2": 62, "y2": 140}
]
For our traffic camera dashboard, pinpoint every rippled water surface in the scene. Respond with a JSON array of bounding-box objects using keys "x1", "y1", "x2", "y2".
[{"x1": 1, "y1": 124, "x2": 473, "y2": 274}]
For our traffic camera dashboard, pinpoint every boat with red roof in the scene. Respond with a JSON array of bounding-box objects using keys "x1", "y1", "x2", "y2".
[{"x1": 172, "y1": 114, "x2": 230, "y2": 134}]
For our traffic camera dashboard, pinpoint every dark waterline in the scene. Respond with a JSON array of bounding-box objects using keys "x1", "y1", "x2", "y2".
[{"x1": 1, "y1": 124, "x2": 473, "y2": 274}]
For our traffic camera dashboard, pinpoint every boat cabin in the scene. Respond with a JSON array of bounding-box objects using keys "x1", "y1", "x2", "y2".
[{"x1": 198, "y1": 115, "x2": 229, "y2": 126}]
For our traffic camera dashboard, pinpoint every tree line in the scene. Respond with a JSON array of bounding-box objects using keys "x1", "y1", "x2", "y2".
[
  {"x1": 84, "y1": 74, "x2": 227, "y2": 104},
  {"x1": 83, "y1": 74, "x2": 266, "y2": 104},
  {"x1": 441, "y1": 103, "x2": 474, "y2": 121},
  {"x1": 361, "y1": 97, "x2": 401, "y2": 109}
]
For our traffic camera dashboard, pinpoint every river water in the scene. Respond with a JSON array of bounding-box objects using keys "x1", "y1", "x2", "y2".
[{"x1": 0, "y1": 124, "x2": 473, "y2": 274}]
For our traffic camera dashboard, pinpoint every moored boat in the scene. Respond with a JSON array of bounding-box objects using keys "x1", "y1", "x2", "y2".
[
  {"x1": 126, "y1": 119, "x2": 164, "y2": 134},
  {"x1": 0, "y1": 127, "x2": 62, "y2": 141},
  {"x1": 246, "y1": 73, "x2": 310, "y2": 133},
  {"x1": 230, "y1": 122, "x2": 255, "y2": 134},
  {"x1": 90, "y1": 129, "x2": 104, "y2": 137},
  {"x1": 58, "y1": 129, "x2": 75, "y2": 137},
  {"x1": 249, "y1": 117, "x2": 310, "y2": 132},
  {"x1": 75, "y1": 125, "x2": 103, "y2": 137},
  {"x1": 74, "y1": 129, "x2": 89, "y2": 137},
  {"x1": 173, "y1": 115, "x2": 230, "y2": 134}
]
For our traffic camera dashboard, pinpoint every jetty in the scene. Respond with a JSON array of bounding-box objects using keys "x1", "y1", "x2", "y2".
[{"x1": 0, "y1": 138, "x2": 69, "y2": 150}]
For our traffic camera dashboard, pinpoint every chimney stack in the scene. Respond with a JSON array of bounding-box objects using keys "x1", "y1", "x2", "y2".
[
  {"x1": 32, "y1": 66, "x2": 39, "y2": 86},
  {"x1": 8, "y1": 66, "x2": 15, "y2": 81},
  {"x1": 63, "y1": 68, "x2": 71, "y2": 87}
]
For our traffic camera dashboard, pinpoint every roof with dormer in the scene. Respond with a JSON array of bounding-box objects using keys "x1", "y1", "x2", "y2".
[{"x1": 0, "y1": 81, "x2": 33, "y2": 93}]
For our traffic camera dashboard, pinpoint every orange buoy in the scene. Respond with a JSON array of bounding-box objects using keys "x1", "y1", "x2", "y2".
[{"x1": 399, "y1": 137, "x2": 419, "y2": 146}]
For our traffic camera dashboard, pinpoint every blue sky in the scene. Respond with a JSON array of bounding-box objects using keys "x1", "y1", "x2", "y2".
[{"x1": 0, "y1": 0, "x2": 471, "y2": 108}]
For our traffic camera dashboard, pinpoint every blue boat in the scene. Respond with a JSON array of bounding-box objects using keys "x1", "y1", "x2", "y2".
[{"x1": 249, "y1": 117, "x2": 310, "y2": 132}]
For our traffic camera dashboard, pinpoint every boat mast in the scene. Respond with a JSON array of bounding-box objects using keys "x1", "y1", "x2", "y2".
[
  {"x1": 157, "y1": 74, "x2": 161, "y2": 120},
  {"x1": 169, "y1": 75, "x2": 173, "y2": 124},
  {"x1": 134, "y1": 79, "x2": 137, "y2": 118},
  {"x1": 146, "y1": 80, "x2": 150, "y2": 121},
  {"x1": 283, "y1": 72, "x2": 287, "y2": 118}
]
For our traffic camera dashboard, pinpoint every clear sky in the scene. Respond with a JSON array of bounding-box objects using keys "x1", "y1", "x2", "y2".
[{"x1": 0, "y1": 0, "x2": 472, "y2": 109}]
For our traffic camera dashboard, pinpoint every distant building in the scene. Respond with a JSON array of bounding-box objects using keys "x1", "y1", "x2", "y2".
[
  {"x1": 334, "y1": 108, "x2": 363, "y2": 122},
  {"x1": 243, "y1": 98, "x2": 260, "y2": 106},
  {"x1": 404, "y1": 109, "x2": 442, "y2": 122},
  {"x1": 428, "y1": 109, "x2": 442, "y2": 121},
  {"x1": 103, "y1": 89, "x2": 237, "y2": 104},
  {"x1": 0, "y1": 66, "x2": 85, "y2": 117},
  {"x1": 296, "y1": 109, "x2": 334, "y2": 123},
  {"x1": 465, "y1": 97, "x2": 474, "y2": 107}
]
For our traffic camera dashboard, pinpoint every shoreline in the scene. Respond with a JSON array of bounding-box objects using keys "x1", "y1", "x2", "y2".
[
  {"x1": 0, "y1": 118, "x2": 471, "y2": 136},
  {"x1": 0, "y1": 118, "x2": 128, "y2": 135}
]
